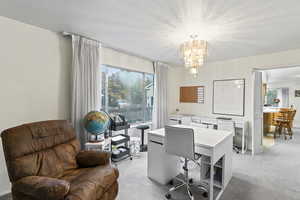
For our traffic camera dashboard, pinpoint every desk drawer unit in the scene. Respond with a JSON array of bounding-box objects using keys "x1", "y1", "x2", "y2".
[
  {"x1": 195, "y1": 145, "x2": 212, "y2": 157},
  {"x1": 147, "y1": 133, "x2": 180, "y2": 185}
]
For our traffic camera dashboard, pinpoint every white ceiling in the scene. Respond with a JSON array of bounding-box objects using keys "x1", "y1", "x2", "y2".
[
  {"x1": 1, "y1": 0, "x2": 300, "y2": 65},
  {"x1": 264, "y1": 67, "x2": 300, "y2": 83}
]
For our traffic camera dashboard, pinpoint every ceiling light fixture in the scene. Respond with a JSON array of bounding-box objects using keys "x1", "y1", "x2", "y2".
[{"x1": 180, "y1": 35, "x2": 207, "y2": 75}]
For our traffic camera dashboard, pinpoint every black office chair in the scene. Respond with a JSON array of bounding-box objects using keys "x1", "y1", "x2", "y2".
[
  {"x1": 136, "y1": 125, "x2": 149, "y2": 152},
  {"x1": 164, "y1": 126, "x2": 208, "y2": 200}
]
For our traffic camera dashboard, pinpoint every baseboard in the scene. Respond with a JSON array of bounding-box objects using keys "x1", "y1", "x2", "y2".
[
  {"x1": 293, "y1": 125, "x2": 300, "y2": 129},
  {"x1": 0, "y1": 190, "x2": 10, "y2": 198},
  {"x1": 293, "y1": 121, "x2": 300, "y2": 129}
]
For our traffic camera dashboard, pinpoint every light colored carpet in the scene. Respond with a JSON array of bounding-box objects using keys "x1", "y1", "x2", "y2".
[
  {"x1": 116, "y1": 130, "x2": 300, "y2": 200},
  {"x1": 1, "y1": 130, "x2": 300, "y2": 200},
  {"x1": 263, "y1": 135, "x2": 275, "y2": 148}
]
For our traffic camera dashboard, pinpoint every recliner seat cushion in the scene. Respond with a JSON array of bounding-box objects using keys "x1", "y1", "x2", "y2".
[{"x1": 62, "y1": 165, "x2": 119, "y2": 200}]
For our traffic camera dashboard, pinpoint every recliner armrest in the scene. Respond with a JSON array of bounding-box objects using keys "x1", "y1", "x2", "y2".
[
  {"x1": 76, "y1": 150, "x2": 111, "y2": 167},
  {"x1": 12, "y1": 176, "x2": 70, "y2": 200}
]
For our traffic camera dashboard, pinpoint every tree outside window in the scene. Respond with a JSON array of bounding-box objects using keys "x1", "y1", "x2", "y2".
[{"x1": 101, "y1": 65, "x2": 154, "y2": 124}]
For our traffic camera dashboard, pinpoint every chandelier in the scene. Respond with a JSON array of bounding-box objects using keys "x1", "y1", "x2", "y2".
[{"x1": 180, "y1": 35, "x2": 207, "y2": 75}]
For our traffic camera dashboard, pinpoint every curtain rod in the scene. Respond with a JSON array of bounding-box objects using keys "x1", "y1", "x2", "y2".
[{"x1": 62, "y1": 31, "x2": 157, "y2": 63}]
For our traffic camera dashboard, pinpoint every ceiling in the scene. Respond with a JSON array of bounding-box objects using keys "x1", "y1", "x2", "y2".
[
  {"x1": 264, "y1": 67, "x2": 300, "y2": 83},
  {"x1": 1, "y1": 0, "x2": 300, "y2": 65}
]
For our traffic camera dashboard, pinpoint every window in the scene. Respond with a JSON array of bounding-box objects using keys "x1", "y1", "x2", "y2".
[
  {"x1": 265, "y1": 89, "x2": 278, "y2": 106},
  {"x1": 265, "y1": 87, "x2": 289, "y2": 107},
  {"x1": 101, "y1": 65, "x2": 154, "y2": 124}
]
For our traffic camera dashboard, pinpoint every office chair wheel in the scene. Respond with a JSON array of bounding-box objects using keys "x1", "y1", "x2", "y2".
[
  {"x1": 165, "y1": 193, "x2": 172, "y2": 199},
  {"x1": 130, "y1": 157, "x2": 133, "y2": 160},
  {"x1": 189, "y1": 178, "x2": 193, "y2": 184},
  {"x1": 202, "y1": 192, "x2": 208, "y2": 198},
  {"x1": 169, "y1": 180, "x2": 174, "y2": 185}
]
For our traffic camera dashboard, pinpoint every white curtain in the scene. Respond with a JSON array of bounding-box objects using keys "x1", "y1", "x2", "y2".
[
  {"x1": 152, "y1": 61, "x2": 168, "y2": 129},
  {"x1": 71, "y1": 35, "x2": 101, "y2": 147},
  {"x1": 252, "y1": 71, "x2": 263, "y2": 155}
]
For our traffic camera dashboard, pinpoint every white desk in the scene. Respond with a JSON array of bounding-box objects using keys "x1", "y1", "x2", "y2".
[
  {"x1": 169, "y1": 115, "x2": 248, "y2": 154},
  {"x1": 147, "y1": 125, "x2": 233, "y2": 200}
]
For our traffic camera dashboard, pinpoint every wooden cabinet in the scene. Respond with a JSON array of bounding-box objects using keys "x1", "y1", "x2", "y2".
[
  {"x1": 263, "y1": 112, "x2": 273, "y2": 133},
  {"x1": 263, "y1": 112, "x2": 280, "y2": 134}
]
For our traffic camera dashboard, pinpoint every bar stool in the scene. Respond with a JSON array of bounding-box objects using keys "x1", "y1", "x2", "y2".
[{"x1": 136, "y1": 125, "x2": 149, "y2": 152}]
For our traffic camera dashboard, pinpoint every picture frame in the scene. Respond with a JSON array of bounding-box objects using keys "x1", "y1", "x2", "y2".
[{"x1": 295, "y1": 90, "x2": 300, "y2": 97}]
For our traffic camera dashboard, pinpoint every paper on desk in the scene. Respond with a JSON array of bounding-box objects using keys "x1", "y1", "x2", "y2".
[{"x1": 112, "y1": 135, "x2": 126, "y2": 142}]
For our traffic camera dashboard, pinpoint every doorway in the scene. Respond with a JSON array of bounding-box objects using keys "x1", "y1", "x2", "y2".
[{"x1": 253, "y1": 66, "x2": 300, "y2": 151}]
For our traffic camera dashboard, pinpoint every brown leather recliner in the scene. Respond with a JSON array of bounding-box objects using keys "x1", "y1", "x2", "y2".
[{"x1": 1, "y1": 120, "x2": 119, "y2": 200}]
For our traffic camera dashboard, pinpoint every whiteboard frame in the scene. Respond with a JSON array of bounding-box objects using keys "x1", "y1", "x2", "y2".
[{"x1": 212, "y1": 79, "x2": 245, "y2": 116}]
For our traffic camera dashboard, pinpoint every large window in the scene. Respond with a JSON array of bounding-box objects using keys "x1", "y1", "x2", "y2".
[
  {"x1": 101, "y1": 65, "x2": 154, "y2": 124},
  {"x1": 265, "y1": 87, "x2": 289, "y2": 107}
]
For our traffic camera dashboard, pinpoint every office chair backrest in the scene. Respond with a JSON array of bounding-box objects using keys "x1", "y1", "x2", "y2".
[
  {"x1": 217, "y1": 120, "x2": 235, "y2": 136},
  {"x1": 164, "y1": 125, "x2": 195, "y2": 160}
]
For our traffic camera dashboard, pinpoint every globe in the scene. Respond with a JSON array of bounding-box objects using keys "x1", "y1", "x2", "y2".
[{"x1": 83, "y1": 111, "x2": 110, "y2": 135}]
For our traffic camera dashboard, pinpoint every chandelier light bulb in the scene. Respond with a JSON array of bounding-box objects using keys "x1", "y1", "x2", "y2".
[{"x1": 180, "y1": 35, "x2": 207, "y2": 75}]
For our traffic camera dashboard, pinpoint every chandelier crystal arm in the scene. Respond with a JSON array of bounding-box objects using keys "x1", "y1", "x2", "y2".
[{"x1": 180, "y1": 35, "x2": 208, "y2": 75}]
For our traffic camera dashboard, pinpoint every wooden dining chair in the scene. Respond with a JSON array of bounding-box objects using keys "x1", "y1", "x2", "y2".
[{"x1": 274, "y1": 109, "x2": 296, "y2": 139}]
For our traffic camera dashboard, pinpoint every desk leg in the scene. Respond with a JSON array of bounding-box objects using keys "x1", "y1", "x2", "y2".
[
  {"x1": 209, "y1": 162, "x2": 214, "y2": 200},
  {"x1": 242, "y1": 128, "x2": 245, "y2": 154},
  {"x1": 242, "y1": 123, "x2": 248, "y2": 154}
]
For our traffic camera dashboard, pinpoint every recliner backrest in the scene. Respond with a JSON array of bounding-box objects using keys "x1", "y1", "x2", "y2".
[{"x1": 1, "y1": 120, "x2": 80, "y2": 182}]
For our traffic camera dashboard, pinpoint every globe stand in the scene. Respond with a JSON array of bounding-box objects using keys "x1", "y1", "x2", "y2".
[{"x1": 88, "y1": 133, "x2": 104, "y2": 143}]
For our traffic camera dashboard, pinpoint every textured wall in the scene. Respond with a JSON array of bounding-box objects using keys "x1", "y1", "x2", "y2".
[
  {"x1": 169, "y1": 48, "x2": 300, "y2": 152},
  {"x1": 0, "y1": 16, "x2": 72, "y2": 195}
]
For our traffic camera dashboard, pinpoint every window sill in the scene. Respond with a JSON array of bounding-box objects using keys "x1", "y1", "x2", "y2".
[{"x1": 130, "y1": 121, "x2": 152, "y2": 128}]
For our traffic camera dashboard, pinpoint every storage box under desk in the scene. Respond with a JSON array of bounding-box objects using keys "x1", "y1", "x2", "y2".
[{"x1": 147, "y1": 133, "x2": 181, "y2": 185}]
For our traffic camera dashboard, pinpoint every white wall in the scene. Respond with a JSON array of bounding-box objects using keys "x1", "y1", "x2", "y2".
[
  {"x1": 267, "y1": 80, "x2": 300, "y2": 127},
  {"x1": 167, "y1": 67, "x2": 184, "y2": 115},
  {"x1": 169, "y1": 49, "x2": 300, "y2": 152},
  {"x1": 102, "y1": 47, "x2": 154, "y2": 74},
  {"x1": 0, "y1": 16, "x2": 72, "y2": 195},
  {"x1": 0, "y1": 16, "x2": 160, "y2": 196}
]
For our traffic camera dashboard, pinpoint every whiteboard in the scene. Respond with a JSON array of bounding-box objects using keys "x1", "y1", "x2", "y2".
[{"x1": 213, "y1": 79, "x2": 245, "y2": 116}]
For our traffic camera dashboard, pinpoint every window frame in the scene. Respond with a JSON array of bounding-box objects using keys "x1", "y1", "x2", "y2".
[{"x1": 101, "y1": 64, "x2": 154, "y2": 124}]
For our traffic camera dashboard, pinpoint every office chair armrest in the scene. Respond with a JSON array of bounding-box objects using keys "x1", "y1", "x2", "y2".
[
  {"x1": 12, "y1": 176, "x2": 70, "y2": 200},
  {"x1": 76, "y1": 150, "x2": 111, "y2": 167}
]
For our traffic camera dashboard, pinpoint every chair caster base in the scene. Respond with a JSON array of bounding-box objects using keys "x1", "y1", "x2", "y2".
[
  {"x1": 140, "y1": 145, "x2": 148, "y2": 152},
  {"x1": 202, "y1": 192, "x2": 208, "y2": 198},
  {"x1": 165, "y1": 193, "x2": 171, "y2": 199}
]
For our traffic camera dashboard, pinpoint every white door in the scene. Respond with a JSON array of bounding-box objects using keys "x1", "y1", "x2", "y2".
[{"x1": 252, "y1": 71, "x2": 264, "y2": 155}]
